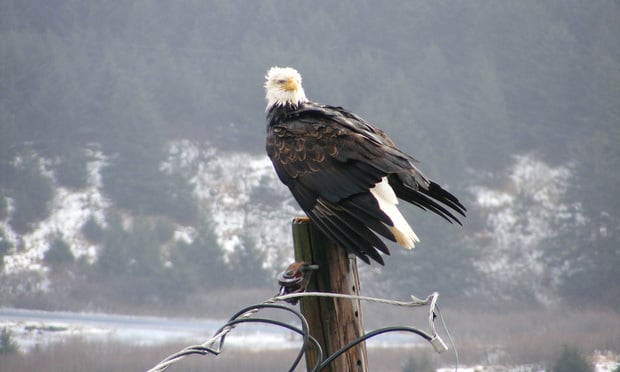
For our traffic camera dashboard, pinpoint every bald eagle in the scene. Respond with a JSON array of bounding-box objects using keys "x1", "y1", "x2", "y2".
[{"x1": 265, "y1": 66, "x2": 466, "y2": 265}]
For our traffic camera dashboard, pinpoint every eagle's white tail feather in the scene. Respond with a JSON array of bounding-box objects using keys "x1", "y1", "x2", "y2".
[{"x1": 370, "y1": 177, "x2": 420, "y2": 249}]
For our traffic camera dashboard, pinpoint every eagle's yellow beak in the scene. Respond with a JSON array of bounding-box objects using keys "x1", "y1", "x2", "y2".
[{"x1": 283, "y1": 77, "x2": 298, "y2": 92}]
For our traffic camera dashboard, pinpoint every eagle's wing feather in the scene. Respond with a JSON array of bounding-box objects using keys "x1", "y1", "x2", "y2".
[
  {"x1": 267, "y1": 104, "x2": 407, "y2": 262},
  {"x1": 266, "y1": 102, "x2": 465, "y2": 264},
  {"x1": 389, "y1": 174, "x2": 466, "y2": 225},
  {"x1": 308, "y1": 202, "x2": 387, "y2": 265}
]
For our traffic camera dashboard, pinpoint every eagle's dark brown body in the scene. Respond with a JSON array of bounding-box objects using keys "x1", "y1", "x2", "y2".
[{"x1": 266, "y1": 101, "x2": 466, "y2": 265}]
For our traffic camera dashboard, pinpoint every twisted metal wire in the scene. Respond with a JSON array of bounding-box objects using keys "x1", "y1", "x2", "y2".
[{"x1": 148, "y1": 291, "x2": 454, "y2": 372}]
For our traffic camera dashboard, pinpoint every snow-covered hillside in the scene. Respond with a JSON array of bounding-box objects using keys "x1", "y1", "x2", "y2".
[
  {"x1": 471, "y1": 154, "x2": 585, "y2": 304},
  {"x1": 162, "y1": 139, "x2": 301, "y2": 268},
  {"x1": 1, "y1": 148, "x2": 109, "y2": 273},
  {"x1": 0, "y1": 141, "x2": 300, "y2": 278},
  {"x1": 0, "y1": 144, "x2": 587, "y2": 304}
]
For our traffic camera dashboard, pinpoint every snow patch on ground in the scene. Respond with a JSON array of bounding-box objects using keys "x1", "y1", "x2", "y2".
[
  {"x1": 2, "y1": 149, "x2": 109, "y2": 274},
  {"x1": 471, "y1": 154, "x2": 585, "y2": 304},
  {"x1": 163, "y1": 140, "x2": 300, "y2": 269},
  {"x1": 2, "y1": 140, "x2": 299, "y2": 279}
]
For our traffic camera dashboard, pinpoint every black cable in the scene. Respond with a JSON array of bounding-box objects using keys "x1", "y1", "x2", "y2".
[
  {"x1": 150, "y1": 303, "x2": 321, "y2": 371},
  {"x1": 224, "y1": 317, "x2": 322, "y2": 372},
  {"x1": 316, "y1": 326, "x2": 433, "y2": 372},
  {"x1": 151, "y1": 301, "x2": 441, "y2": 372},
  {"x1": 217, "y1": 303, "x2": 322, "y2": 372}
]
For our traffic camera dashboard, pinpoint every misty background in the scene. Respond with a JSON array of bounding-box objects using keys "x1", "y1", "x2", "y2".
[{"x1": 1, "y1": 0, "x2": 619, "y2": 354}]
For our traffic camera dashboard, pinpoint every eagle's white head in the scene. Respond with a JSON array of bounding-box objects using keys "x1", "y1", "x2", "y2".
[{"x1": 265, "y1": 66, "x2": 308, "y2": 109}]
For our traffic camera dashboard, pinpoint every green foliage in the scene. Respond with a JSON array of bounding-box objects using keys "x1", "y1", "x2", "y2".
[
  {"x1": 44, "y1": 236, "x2": 75, "y2": 267},
  {"x1": 96, "y1": 214, "x2": 131, "y2": 276},
  {"x1": 169, "y1": 220, "x2": 229, "y2": 288},
  {"x1": 53, "y1": 148, "x2": 89, "y2": 189},
  {"x1": 154, "y1": 219, "x2": 175, "y2": 243},
  {"x1": 388, "y1": 211, "x2": 481, "y2": 299},
  {"x1": 546, "y1": 127, "x2": 620, "y2": 309},
  {"x1": 97, "y1": 214, "x2": 165, "y2": 278},
  {"x1": 0, "y1": 327, "x2": 18, "y2": 354},
  {"x1": 551, "y1": 345, "x2": 594, "y2": 372},
  {"x1": 0, "y1": 229, "x2": 12, "y2": 271},
  {"x1": 558, "y1": 231, "x2": 620, "y2": 309},
  {"x1": 81, "y1": 216, "x2": 104, "y2": 243},
  {"x1": 95, "y1": 214, "x2": 180, "y2": 305},
  {"x1": 120, "y1": 220, "x2": 162, "y2": 278},
  {"x1": 401, "y1": 351, "x2": 435, "y2": 372},
  {"x1": 227, "y1": 232, "x2": 270, "y2": 287},
  {"x1": 4, "y1": 151, "x2": 54, "y2": 234},
  {"x1": 0, "y1": 194, "x2": 7, "y2": 221},
  {"x1": 101, "y1": 147, "x2": 197, "y2": 223},
  {"x1": 94, "y1": 214, "x2": 231, "y2": 305}
]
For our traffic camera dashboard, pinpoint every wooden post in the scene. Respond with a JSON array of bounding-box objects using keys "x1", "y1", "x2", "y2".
[{"x1": 292, "y1": 217, "x2": 368, "y2": 372}]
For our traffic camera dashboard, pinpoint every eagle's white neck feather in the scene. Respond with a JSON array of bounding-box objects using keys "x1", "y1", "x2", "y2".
[{"x1": 265, "y1": 66, "x2": 308, "y2": 110}]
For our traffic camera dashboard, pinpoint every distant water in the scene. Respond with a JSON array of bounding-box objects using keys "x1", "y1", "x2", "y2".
[
  {"x1": 0, "y1": 307, "x2": 299, "y2": 351},
  {"x1": 0, "y1": 307, "x2": 423, "y2": 352}
]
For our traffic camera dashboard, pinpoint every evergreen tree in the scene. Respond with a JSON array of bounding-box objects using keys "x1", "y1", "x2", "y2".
[
  {"x1": 0, "y1": 328, "x2": 18, "y2": 354},
  {"x1": 551, "y1": 345, "x2": 594, "y2": 372},
  {"x1": 0, "y1": 229, "x2": 12, "y2": 272},
  {"x1": 4, "y1": 149, "x2": 54, "y2": 234},
  {"x1": 44, "y1": 236, "x2": 75, "y2": 268}
]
